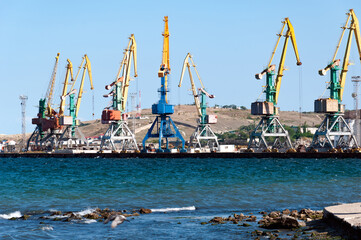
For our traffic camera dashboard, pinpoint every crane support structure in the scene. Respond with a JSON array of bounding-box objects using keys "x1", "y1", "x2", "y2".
[
  {"x1": 100, "y1": 34, "x2": 139, "y2": 152},
  {"x1": 248, "y1": 18, "x2": 302, "y2": 152},
  {"x1": 142, "y1": 16, "x2": 186, "y2": 153},
  {"x1": 311, "y1": 9, "x2": 361, "y2": 151},
  {"x1": 27, "y1": 53, "x2": 62, "y2": 151},
  {"x1": 57, "y1": 55, "x2": 94, "y2": 149},
  {"x1": 179, "y1": 53, "x2": 219, "y2": 151}
]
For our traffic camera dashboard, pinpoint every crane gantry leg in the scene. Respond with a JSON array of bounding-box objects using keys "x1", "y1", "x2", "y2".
[
  {"x1": 100, "y1": 120, "x2": 138, "y2": 152},
  {"x1": 248, "y1": 115, "x2": 292, "y2": 151},
  {"x1": 310, "y1": 113, "x2": 358, "y2": 150}
]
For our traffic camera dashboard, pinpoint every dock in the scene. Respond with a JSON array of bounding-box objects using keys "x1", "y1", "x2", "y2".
[
  {"x1": 324, "y1": 202, "x2": 361, "y2": 240},
  {"x1": 1, "y1": 152, "x2": 361, "y2": 159}
]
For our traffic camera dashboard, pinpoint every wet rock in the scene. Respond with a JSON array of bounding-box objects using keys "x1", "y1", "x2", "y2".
[
  {"x1": 132, "y1": 212, "x2": 140, "y2": 217},
  {"x1": 50, "y1": 211, "x2": 62, "y2": 216},
  {"x1": 290, "y1": 210, "x2": 298, "y2": 218},
  {"x1": 20, "y1": 215, "x2": 30, "y2": 220},
  {"x1": 200, "y1": 222, "x2": 207, "y2": 225},
  {"x1": 269, "y1": 211, "x2": 280, "y2": 218},
  {"x1": 241, "y1": 223, "x2": 251, "y2": 227},
  {"x1": 209, "y1": 217, "x2": 224, "y2": 224},
  {"x1": 246, "y1": 215, "x2": 257, "y2": 222},
  {"x1": 251, "y1": 230, "x2": 263, "y2": 236},
  {"x1": 282, "y1": 209, "x2": 291, "y2": 215},
  {"x1": 260, "y1": 215, "x2": 304, "y2": 229},
  {"x1": 83, "y1": 213, "x2": 100, "y2": 219},
  {"x1": 9, "y1": 217, "x2": 18, "y2": 220},
  {"x1": 139, "y1": 208, "x2": 152, "y2": 214},
  {"x1": 234, "y1": 213, "x2": 247, "y2": 221},
  {"x1": 259, "y1": 211, "x2": 268, "y2": 215}
]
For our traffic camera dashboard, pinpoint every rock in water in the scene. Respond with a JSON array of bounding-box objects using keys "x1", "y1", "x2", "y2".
[{"x1": 139, "y1": 208, "x2": 152, "y2": 214}]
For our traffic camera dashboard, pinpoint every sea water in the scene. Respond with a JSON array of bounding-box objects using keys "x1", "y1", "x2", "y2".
[{"x1": 0, "y1": 157, "x2": 360, "y2": 239}]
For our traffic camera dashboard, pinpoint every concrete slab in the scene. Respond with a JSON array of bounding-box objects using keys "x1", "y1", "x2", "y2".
[{"x1": 324, "y1": 202, "x2": 361, "y2": 239}]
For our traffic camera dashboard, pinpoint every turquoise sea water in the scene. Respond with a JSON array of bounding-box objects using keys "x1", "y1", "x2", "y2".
[{"x1": 0, "y1": 157, "x2": 360, "y2": 239}]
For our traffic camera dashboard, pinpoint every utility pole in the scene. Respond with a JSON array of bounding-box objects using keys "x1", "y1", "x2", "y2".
[
  {"x1": 352, "y1": 76, "x2": 361, "y2": 144},
  {"x1": 19, "y1": 95, "x2": 28, "y2": 151}
]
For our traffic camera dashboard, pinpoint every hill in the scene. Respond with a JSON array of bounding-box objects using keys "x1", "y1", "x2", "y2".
[{"x1": 1, "y1": 105, "x2": 324, "y2": 144}]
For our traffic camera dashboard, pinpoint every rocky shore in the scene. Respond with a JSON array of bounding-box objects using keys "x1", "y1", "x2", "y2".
[
  {"x1": 8, "y1": 207, "x2": 345, "y2": 239},
  {"x1": 203, "y1": 208, "x2": 344, "y2": 239}
]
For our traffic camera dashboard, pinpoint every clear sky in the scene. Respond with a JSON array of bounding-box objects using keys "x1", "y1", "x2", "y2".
[{"x1": 0, "y1": 0, "x2": 361, "y2": 134}]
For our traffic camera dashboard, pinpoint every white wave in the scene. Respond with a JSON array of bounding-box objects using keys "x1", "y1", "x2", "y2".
[
  {"x1": 83, "y1": 219, "x2": 97, "y2": 224},
  {"x1": 0, "y1": 211, "x2": 22, "y2": 219},
  {"x1": 41, "y1": 226, "x2": 53, "y2": 231},
  {"x1": 74, "y1": 208, "x2": 97, "y2": 216},
  {"x1": 150, "y1": 206, "x2": 196, "y2": 212}
]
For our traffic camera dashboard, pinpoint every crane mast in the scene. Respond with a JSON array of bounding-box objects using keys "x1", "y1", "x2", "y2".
[
  {"x1": 248, "y1": 18, "x2": 301, "y2": 152},
  {"x1": 179, "y1": 53, "x2": 219, "y2": 150},
  {"x1": 100, "y1": 34, "x2": 139, "y2": 152},
  {"x1": 311, "y1": 9, "x2": 361, "y2": 151}
]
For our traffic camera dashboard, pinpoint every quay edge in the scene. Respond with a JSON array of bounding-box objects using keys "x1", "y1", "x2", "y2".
[{"x1": 1, "y1": 152, "x2": 361, "y2": 158}]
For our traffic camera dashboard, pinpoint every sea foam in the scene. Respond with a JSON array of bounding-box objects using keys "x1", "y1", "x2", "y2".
[
  {"x1": 150, "y1": 206, "x2": 196, "y2": 212},
  {"x1": 74, "y1": 208, "x2": 97, "y2": 216},
  {"x1": 0, "y1": 211, "x2": 22, "y2": 219}
]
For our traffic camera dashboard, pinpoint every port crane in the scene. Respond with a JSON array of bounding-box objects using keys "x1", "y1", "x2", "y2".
[
  {"x1": 310, "y1": 9, "x2": 361, "y2": 150},
  {"x1": 100, "y1": 34, "x2": 139, "y2": 152},
  {"x1": 58, "y1": 55, "x2": 94, "y2": 148},
  {"x1": 27, "y1": 53, "x2": 61, "y2": 151},
  {"x1": 142, "y1": 16, "x2": 186, "y2": 152},
  {"x1": 248, "y1": 18, "x2": 302, "y2": 151},
  {"x1": 178, "y1": 53, "x2": 219, "y2": 150}
]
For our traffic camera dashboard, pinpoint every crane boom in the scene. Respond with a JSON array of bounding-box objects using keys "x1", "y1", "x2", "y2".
[
  {"x1": 103, "y1": 34, "x2": 137, "y2": 113},
  {"x1": 121, "y1": 34, "x2": 137, "y2": 111},
  {"x1": 179, "y1": 53, "x2": 214, "y2": 118},
  {"x1": 75, "y1": 54, "x2": 94, "y2": 118},
  {"x1": 158, "y1": 16, "x2": 170, "y2": 103},
  {"x1": 59, "y1": 59, "x2": 73, "y2": 116},
  {"x1": 45, "y1": 53, "x2": 60, "y2": 116},
  {"x1": 319, "y1": 9, "x2": 361, "y2": 101},
  {"x1": 179, "y1": 53, "x2": 202, "y2": 117},
  {"x1": 339, "y1": 9, "x2": 361, "y2": 101},
  {"x1": 274, "y1": 18, "x2": 302, "y2": 104}
]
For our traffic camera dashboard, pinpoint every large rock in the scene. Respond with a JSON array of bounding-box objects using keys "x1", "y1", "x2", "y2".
[
  {"x1": 139, "y1": 208, "x2": 152, "y2": 214},
  {"x1": 260, "y1": 215, "x2": 303, "y2": 229}
]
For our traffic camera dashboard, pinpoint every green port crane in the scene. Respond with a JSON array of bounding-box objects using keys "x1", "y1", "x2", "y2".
[
  {"x1": 178, "y1": 53, "x2": 219, "y2": 150},
  {"x1": 248, "y1": 18, "x2": 302, "y2": 152},
  {"x1": 27, "y1": 53, "x2": 61, "y2": 151},
  {"x1": 58, "y1": 54, "x2": 94, "y2": 149},
  {"x1": 311, "y1": 9, "x2": 361, "y2": 150},
  {"x1": 100, "y1": 34, "x2": 139, "y2": 152}
]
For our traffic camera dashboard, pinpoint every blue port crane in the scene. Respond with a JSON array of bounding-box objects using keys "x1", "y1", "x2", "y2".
[{"x1": 142, "y1": 16, "x2": 186, "y2": 153}]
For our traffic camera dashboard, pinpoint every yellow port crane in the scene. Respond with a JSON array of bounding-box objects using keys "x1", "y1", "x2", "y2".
[
  {"x1": 311, "y1": 9, "x2": 361, "y2": 150},
  {"x1": 248, "y1": 17, "x2": 302, "y2": 152},
  {"x1": 178, "y1": 53, "x2": 219, "y2": 150}
]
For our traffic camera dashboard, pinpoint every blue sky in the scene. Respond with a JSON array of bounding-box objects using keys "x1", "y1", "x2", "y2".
[{"x1": 0, "y1": 0, "x2": 361, "y2": 134}]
